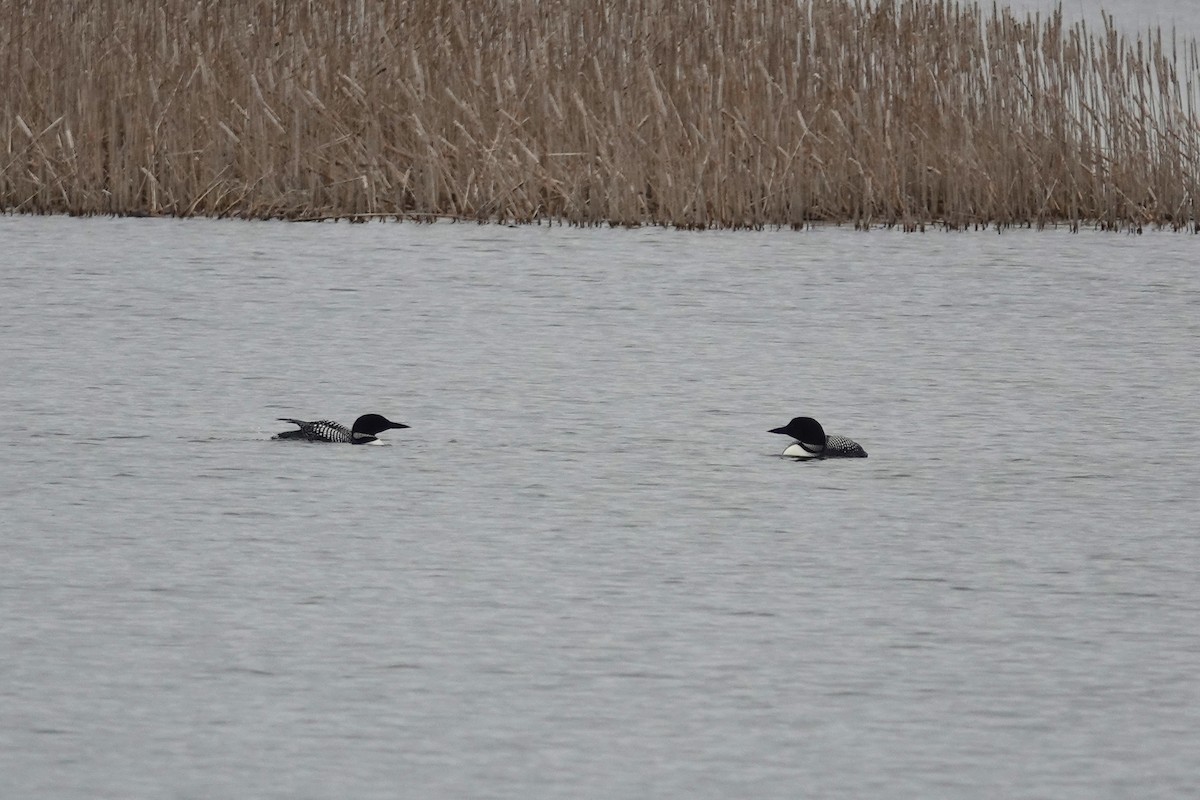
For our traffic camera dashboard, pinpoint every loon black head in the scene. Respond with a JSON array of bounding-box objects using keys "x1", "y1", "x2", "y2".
[
  {"x1": 768, "y1": 416, "x2": 827, "y2": 456},
  {"x1": 352, "y1": 414, "x2": 410, "y2": 440}
]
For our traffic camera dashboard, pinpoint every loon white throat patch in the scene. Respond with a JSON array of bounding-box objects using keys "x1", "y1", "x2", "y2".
[{"x1": 782, "y1": 442, "x2": 823, "y2": 458}]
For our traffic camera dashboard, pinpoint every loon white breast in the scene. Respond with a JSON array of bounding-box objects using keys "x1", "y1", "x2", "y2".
[
  {"x1": 769, "y1": 416, "x2": 867, "y2": 459},
  {"x1": 273, "y1": 414, "x2": 409, "y2": 444}
]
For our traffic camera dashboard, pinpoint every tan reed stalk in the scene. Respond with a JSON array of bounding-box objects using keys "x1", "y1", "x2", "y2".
[{"x1": 2, "y1": 0, "x2": 1199, "y2": 229}]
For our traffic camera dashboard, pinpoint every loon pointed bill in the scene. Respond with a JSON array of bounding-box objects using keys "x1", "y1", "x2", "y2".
[
  {"x1": 274, "y1": 414, "x2": 409, "y2": 444},
  {"x1": 769, "y1": 416, "x2": 867, "y2": 459}
]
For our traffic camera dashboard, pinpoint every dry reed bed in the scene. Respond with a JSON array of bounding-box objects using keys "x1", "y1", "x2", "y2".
[{"x1": 2, "y1": 0, "x2": 1199, "y2": 229}]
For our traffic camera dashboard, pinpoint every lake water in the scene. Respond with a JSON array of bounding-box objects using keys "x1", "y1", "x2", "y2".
[
  {"x1": 1002, "y1": 0, "x2": 1198, "y2": 38},
  {"x1": 1, "y1": 215, "x2": 1197, "y2": 798}
]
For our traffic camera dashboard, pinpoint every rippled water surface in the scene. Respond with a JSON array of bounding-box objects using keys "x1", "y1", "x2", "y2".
[
  {"x1": 1, "y1": 215, "x2": 1198, "y2": 799},
  {"x1": 1010, "y1": 0, "x2": 1199, "y2": 33}
]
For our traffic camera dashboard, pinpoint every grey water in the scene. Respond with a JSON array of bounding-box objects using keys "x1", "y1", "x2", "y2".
[
  {"x1": 1010, "y1": 0, "x2": 1198, "y2": 34},
  {"x1": 2, "y1": 215, "x2": 1197, "y2": 799}
]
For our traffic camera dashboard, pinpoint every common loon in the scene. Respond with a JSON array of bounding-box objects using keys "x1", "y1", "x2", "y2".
[
  {"x1": 274, "y1": 414, "x2": 409, "y2": 444},
  {"x1": 769, "y1": 416, "x2": 867, "y2": 459}
]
